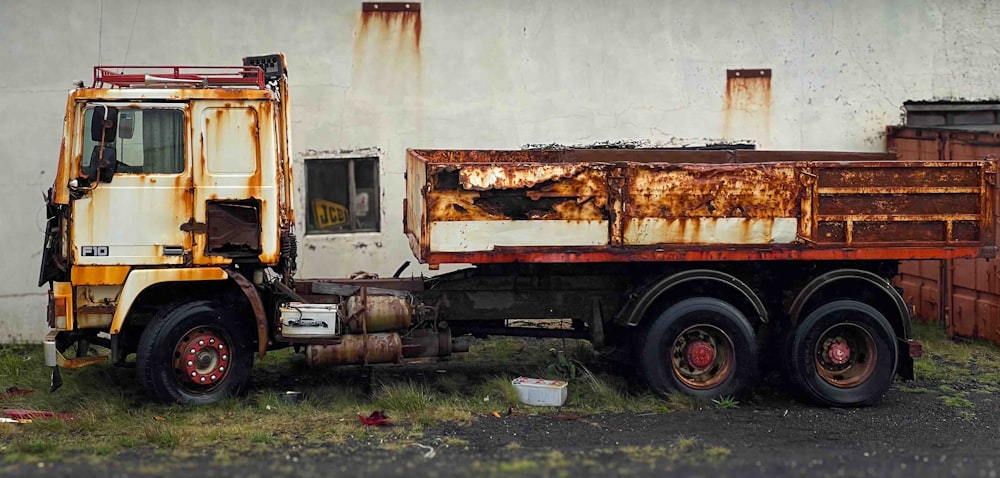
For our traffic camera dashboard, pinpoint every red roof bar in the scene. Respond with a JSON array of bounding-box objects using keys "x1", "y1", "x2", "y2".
[{"x1": 93, "y1": 65, "x2": 266, "y2": 89}]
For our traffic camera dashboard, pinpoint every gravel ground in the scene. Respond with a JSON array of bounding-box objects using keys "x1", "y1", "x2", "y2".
[{"x1": 3, "y1": 378, "x2": 998, "y2": 478}]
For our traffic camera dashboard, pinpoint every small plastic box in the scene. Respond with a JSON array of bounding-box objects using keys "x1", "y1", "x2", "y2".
[{"x1": 512, "y1": 377, "x2": 568, "y2": 406}]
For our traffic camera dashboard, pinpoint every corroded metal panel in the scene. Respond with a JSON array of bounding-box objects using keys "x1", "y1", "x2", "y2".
[
  {"x1": 623, "y1": 163, "x2": 802, "y2": 245},
  {"x1": 889, "y1": 126, "x2": 1000, "y2": 345},
  {"x1": 405, "y1": 149, "x2": 998, "y2": 266},
  {"x1": 192, "y1": 100, "x2": 280, "y2": 266}
]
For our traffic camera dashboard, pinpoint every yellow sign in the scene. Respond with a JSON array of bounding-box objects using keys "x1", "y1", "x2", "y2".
[{"x1": 313, "y1": 199, "x2": 349, "y2": 229}]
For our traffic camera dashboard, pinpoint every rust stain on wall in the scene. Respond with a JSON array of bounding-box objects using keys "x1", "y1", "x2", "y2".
[
  {"x1": 723, "y1": 69, "x2": 772, "y2": 145},
  {"x1": 352, "y1": 4, "x2": 422, "y2": 90}
]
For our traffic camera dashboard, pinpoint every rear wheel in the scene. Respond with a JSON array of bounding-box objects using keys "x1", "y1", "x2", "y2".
[
  {"x1": 137, "y1": 300, "x2": 254, "y2": 404},
  {"x1": 640, "y1": 297, "x2": 757, "y2": 400},
  {"x1": 789, "y1": 300, "x2": 897, "y2": 407}
]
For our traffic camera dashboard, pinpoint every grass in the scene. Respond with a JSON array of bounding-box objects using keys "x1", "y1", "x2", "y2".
[
  {"x1": 0, "y1": 337, "x2": 669, "y2": 464},
  {"x1": 2, "y1": 321, "x2": 992, "y2": 466},
  {"x1": 906, "y1": 320, "x2": 1000, "y2": 420},
  {"x1": 711, "y1": 396, "x2": 739, "y2": 409}
]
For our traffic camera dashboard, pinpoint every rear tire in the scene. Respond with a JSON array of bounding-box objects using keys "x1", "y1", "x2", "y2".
[
  {"x1": 789, "y1": 300, "x2": 897, "y2": 407},
  {"x1": 137, "y1": 300, "x2": 254, "y2": 405},
  {"x1": 640, "y1": 297, "x2": 758, "y2": 401}
]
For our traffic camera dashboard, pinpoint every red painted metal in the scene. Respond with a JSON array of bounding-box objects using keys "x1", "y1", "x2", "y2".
[
  {"x1": 827, "y1": 341, "x2": 851, "y2": 365},
  {"x1": 93, "y1": 65, "x2": 266, "y2": 89},
  {"x1": 176, "y1": 331, "x2": 230, "y2": 386},
  {"x1": 685, "y1": 341, "x2": 716, "y2": 369},
  {"x1": 420, "y1": 245, "x2": 993, "y2": 265},
  {"x1": 889, "y1": 126, "x2": 1000, "y2": 345}
]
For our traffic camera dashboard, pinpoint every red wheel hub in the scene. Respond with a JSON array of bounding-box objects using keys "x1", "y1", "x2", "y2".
[
  {"x1": 827, "y1": 340, "x2": 851, "y2": 365},
  {"x1": 176, "y1": 331, "x2": 230, "y2": 386},
  {"x1": 685, "y1": 341, "x2": 716, "y2": 369}
]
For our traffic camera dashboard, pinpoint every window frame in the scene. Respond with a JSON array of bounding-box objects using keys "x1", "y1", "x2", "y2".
[
  {"x1": 78, "y1": 102, "x2": 188, "y2": 176},
  {"x1": 304, "y1": 155, "x2": 381, "y2": 235}
]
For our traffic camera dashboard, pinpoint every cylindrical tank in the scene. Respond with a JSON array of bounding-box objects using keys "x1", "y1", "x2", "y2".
[
  {"x1": 401, "y1": 328, "x2": 452, "y2": 358},
  {"x1": 304, "y1": 333, "x2": 402, "y2": 366},
  {"x1": 344, "y1": 295, "x2": 412, "y2": 333}
]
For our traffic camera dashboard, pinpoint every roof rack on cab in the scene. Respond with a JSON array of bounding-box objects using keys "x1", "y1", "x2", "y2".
[{"x1": 92, "y1": 65, "x2": 266, "y2": 89}]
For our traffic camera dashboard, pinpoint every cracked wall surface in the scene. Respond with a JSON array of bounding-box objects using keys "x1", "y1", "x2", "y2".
[{"x1": 1, "y1": 0, "x2": 999, "y2": 340}]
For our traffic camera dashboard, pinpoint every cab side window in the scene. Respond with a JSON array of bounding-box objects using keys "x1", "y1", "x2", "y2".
[{"x1": 83, "y1": 108, "x2": 185, "y2": 174}]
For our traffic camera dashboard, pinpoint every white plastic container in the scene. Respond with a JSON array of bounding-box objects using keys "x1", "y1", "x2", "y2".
[
  {"x1": 279, "y1": 303, "x2": 341, "y2": 338},
  {"x1": 512, "y1": 377, "x2": 568, "y2": 406}
]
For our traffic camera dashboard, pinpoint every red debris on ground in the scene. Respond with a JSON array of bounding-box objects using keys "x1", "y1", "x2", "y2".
[
  {"x1": 2, "y1": 408, "x2": 74, "y2": 421},
  {"x1": 0, "y1": 387, "x2": 35, "y2": 400},
  {"x1": 358, "y1": 410, "x2": 390, "y2": 426}
]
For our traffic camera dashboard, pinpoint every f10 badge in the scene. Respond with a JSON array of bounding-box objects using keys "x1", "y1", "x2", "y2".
[{"x1": 81, "y1": 246, "x2": 109, "y2": 256}]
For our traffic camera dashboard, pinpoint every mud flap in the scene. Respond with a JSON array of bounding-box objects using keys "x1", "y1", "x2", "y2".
[
  {"x1": 50, "y1": 366, "x2": 63, "y2": 393},
  {"x1": 897, "y1": 338, "x2": 919, "y2": 380}
]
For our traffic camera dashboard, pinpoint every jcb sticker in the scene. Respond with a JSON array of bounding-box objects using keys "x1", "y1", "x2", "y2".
[
  {"x1": 81, "y1": 246, "x2": 109, "y2": 256},
  {"x1": 313, "y1": 199, "x2": 348, "y2": 229}
]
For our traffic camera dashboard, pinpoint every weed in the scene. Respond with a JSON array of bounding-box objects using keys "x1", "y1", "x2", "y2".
[
  {"x1": 442, "y1": 437, "x2": 469, "y2": 447},
  {"x1": 896, "y1": 384, "x2": 934, "y2": 394},
  {"x1": 958, "y1": 410, "x2": 977, "y2": 421},
  {"x1": 705, "y1": 446, "x2": 731, "y2": 461},
  {"x1": 666, "y1": 393, "x2": 698, "y2": 411},
  {"x1": 674, "y1": 436, "x2": 699, "y2": 453},
  {"x1": 373, "y1": 382, "x2": 437, "y2": 415},
  {"x1": 621, "y1": 445, "x2": 667, "y2": 464},
  {"x1": 249, "y1": 432, "x2": 274, "y2": 444},
  {"x1": 143, "y1": 425, "x2": 181, "y2": 449},
  {"x1": 15, "y1": 437, "x2": 57, "y2": 455},
  {"x1": 475, "y1": 376, "x2": 522, "y2": 407},
  {"x1": 711, "y1": 396, "x2": 739, "y2": 409},
  {"x1": 546, "y1": 349, "x2": 580, "y2": 381},
  {"x1": 940, "y1": 396, "x2": 973, "y2": 408},
  {"x1": 504, "y1": 441, "x2": 522, "y2": 450}
]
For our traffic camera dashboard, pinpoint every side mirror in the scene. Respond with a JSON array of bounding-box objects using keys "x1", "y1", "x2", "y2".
[
  {"x1": 89, "y1": 105, "x2": 119, "y2": 142},
  {"x1": 118, "y1": 111, "x2": 134, "y2": 139}
]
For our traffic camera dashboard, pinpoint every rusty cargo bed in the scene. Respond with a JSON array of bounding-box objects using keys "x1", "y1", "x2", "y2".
[{"x1": 404, "y1": 149, "x2": 998, "y2": 266}]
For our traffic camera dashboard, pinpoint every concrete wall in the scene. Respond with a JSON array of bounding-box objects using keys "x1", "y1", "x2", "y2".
[{"x1": 1, "y1": 0, "x2": 998, "y2": 341}]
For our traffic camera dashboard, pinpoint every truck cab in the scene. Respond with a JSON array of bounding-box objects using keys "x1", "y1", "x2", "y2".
[{"x1": 39, "y1": 54, "x2": 296, "y2": 401}]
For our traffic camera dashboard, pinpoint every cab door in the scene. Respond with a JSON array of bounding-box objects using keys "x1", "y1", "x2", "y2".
[
  {"x1": 190, "y1": 100, "x2": 279, "y2": 266},
  {"x1": 71, "y1": 103, "x2": 192, "y2": 266}
]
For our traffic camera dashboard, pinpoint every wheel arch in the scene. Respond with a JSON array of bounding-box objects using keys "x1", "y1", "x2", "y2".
[
  {"x1": 789, "y1": 268, "x2": 912, "y2": 341},
  {"x1": 111, "y1": 267, "x2": 268, "y2": 358},
  {"x1": 623, "y1": 269, "x2": 768, "y2": 328}
]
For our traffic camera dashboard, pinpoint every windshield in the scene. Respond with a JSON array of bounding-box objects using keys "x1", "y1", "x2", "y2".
[{"x1": 82, "y1": 107, "x2": 185, "y2": 174}]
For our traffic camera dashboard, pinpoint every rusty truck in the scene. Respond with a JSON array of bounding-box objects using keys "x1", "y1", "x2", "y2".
[{"x1": 38, "y1": 54, "x2": 999, "y2": 407}]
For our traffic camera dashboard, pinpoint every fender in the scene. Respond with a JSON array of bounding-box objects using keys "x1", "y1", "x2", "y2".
[
  {"x1": 623, "y1": 269, "x2": 767, "y2": 326},
  {"x1": 788, "y1": 268, "x2": 912, "y2": 339},
  {"x1": 110, "y1": 268, "x2": 229, "y2": 335},
  {"x1": 110, "y1": 267, "x2": 269, "y2": 358}
]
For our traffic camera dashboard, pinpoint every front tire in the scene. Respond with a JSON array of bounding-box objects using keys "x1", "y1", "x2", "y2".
[
  {"x1": 137, "y1": 300, "x2": 254, "y2": 404},
  {"x1": 789, "y1": 300, "x2": 898, "y2": 407},
  {"x1": 640, "y1": 297, "x2": 758, "y2": 401}
]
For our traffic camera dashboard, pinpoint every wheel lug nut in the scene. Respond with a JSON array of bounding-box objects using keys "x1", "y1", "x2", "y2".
[
  {"x1": 222, "y1": 354, "x2": 228, "y2": 360},
  {"x1": 190, "y1": 348, "x2": 196, "y2": 354},
  {"x1": 191, "y1": 372, "x2": 196, "y2": 377},
  {"x1": 200, "y1": 377, "x2": 206, "y2": 383},
  {"x1": 210, "y1": 375, "x2": 216, "y2": 381},
  {"x1": 209, "y1": 339, "x2": 215, "y2": 344},
  {"x1": 218, "y1": 344, "x2": 224, "y2": 350},
  {"x1": 219, "y1": 366, "x2": 225, "y2": 372},
  {"x1": 187, "y1": 361, "x2": 193, "y2": 367},
  {"x1": 198, "y1": 340, "x2": 204, "y2": 346}
]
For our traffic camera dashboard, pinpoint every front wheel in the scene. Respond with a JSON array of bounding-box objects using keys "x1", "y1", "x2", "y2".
[
  {"x1": 137, "y1": 300, "x2": 254, "y2": 404},
  {"x1": 789, "y1": 300, "x2": 898, "y2": 407},
  {"x1": 640, "y1": 297, "x2": 758, "y2": 401}
]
